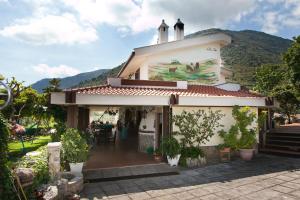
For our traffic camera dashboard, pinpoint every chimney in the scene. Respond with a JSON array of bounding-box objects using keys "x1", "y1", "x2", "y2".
[
  {"x1": 158, "y1": 19, "x2": 169, "y2": 44},
  {"x1": 174, "y1": 18, "x2": 184, "y2": 41}
]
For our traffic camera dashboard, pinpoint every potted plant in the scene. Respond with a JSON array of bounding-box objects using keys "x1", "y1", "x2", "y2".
[
  {"x1": 61, "y1": 128, "x2": 88, "y2": 175},
  {"x1": 238, "y1": 129, "x2": 257, "y2": 161},
  {"x1": 218, "y1": 127, "x2": 239, "y2": 161},
  {"x1": 153, "y1": 148, "x2": 163, "y2": 162},
  {"x1": 232, "y1": 106, "x2": 257, "y2": 161},
  {"x1": 161, "y1": 136, "x2": 181, "y2": 166}
]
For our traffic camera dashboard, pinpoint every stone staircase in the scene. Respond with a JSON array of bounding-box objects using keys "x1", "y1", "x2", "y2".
[{"x1": 260, "y1": 125, "x2": 300, "y2": 156}]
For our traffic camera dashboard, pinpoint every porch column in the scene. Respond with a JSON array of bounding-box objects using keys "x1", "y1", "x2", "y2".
[
  {"x1": 78, "y1": 107, "x2": 90, "y2": 131},
  {"x1": 155, "y1": 112, "x2": 160, "y2": 150},
  {"x1": 162, "y1": 106, "x2": 171, "y2": 137},
  {"x1": 66, "y1": 105, "x2": 78, "y2": 128}
]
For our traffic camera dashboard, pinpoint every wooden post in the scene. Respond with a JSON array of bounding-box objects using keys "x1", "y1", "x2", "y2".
[
  {"x1": 78, "y1": 107, "x2": 90, "y2": 131},
  {"x1": 162, "y1": 106, "x2": 171, "y2": 138},
  {"x1": 66, "y1": 105, "x2": 78, "y2": 128}
]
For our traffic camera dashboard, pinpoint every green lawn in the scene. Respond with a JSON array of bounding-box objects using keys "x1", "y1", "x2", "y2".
[{"x1": 8, "y1": 135, "x2": 52, "y2": 158}]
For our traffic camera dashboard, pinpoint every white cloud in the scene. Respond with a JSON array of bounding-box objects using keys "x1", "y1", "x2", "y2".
[
  {"x1": 3, "y1": 0, "x2": 299, "y2": 45},
  {"x1": 0, "y1": 13, "x2": 98, "y2": 45},
  {"x1": 33, "y1": 64, "x2": 80, "y2": 78},
  {"x1": 261, "y1": 12, "x2": 279, "y2": 34},
  {"x1": 255, "y1": 0, "x2": 300, "y2": 34},
  {"x1": 62, "y1": 0, "x2": 256, "y2": 34}
]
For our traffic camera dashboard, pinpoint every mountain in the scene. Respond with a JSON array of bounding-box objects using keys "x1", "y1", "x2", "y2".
[
  {"x1": 75, "y1": 29, "x2": 293, "y2": 88},
  {"x1": 31, "y1": 69, "x2": 108, "y2": 92},
  {"x1": 76, "y1": 64, "x2": 124, "y2": 88},
  {"x1": 186, "y1": 29, "x2": 292, "y2": 86}
]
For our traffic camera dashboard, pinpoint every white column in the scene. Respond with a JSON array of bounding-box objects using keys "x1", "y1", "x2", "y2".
[{"x1": 48, "y1": 142, "x2": 61, "y2": 179}]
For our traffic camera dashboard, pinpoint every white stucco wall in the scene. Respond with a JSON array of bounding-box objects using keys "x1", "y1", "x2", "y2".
[
  {"x1": 51, "y1": 92, "x2": 66, "y2": 105},
  {"x1": 172, "y1": 106, "x2": 259, "y2": 146},
  {"x1": 139, "y1": 111, "x2": 156, "y2": 132},
  {"x1": 89, "y1": 106, "x2": 119, "y2": 124}
]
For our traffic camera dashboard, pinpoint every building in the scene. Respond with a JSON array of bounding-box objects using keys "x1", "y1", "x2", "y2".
[{"x1": 51, "y1": 19, "x2": 267, "y2": 167}]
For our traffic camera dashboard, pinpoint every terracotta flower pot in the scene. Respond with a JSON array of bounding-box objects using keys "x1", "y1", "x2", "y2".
[
  {"x1": 239, "y1": 149, "x2": 254, "y2": 161},
  {"x1": 154, "y1": 154, "x2": 163, "y2": 162},
  {"x1": 221, "y1": 147, "x2": 231, "y2": 153}
]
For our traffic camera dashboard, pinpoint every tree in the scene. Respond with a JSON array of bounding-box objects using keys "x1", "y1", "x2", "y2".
[
  {"x1": 43, "y1": 78, "x2": 61, "y2": 93},
  {"x1": 284, "y1": 36, "x2": 300, "y2": 94},
  {"x1": 42, "y1": 78, "x2": 66, "y2": 123},
  {"x1": 2, "y1": 77, "x2": 40, "y2": 121},
  {"x1": 254, "y1": 64, "x2": 288, "y2": 96},
  {"x1": 254, "y1": 64, "x2": 299, "y2": 123},
  {"x1": 272, "y1": 84, "x2": 299, "y2": 124},
  {"x1": 172, "y1": 108, "x2": 224, "y2": 148}
]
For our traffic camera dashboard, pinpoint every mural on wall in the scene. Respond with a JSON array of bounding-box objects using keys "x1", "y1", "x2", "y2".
[{"x1": 148, "y1": 59, "x2": 219, "y2": 84}]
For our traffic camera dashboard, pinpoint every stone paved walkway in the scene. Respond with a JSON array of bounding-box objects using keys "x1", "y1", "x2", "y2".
[{"x1": 80, "y1": 155, "x2": 300, "y2": 200}]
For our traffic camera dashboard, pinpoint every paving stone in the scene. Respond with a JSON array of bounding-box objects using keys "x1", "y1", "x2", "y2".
[
  {"x1": 201, "y1": 185, "x2": 224, "y2": 193},
  {"x1": 247, "y1": 188, "x2": 283, "y2": 200},
  {"x1": 128, "y1": 192, "x2": 152, "y2": 200},
  {"x1": 290, "y1": 190, "x2": 300, "y2": 198},
  {"x1": 275, "y1": 175, "x2": 297, "y2": 182},
  {"x1": 80, "y1": 155, "x2": 300, "y2": 200},
  {"x1": 145, "y1": 189, "x2": 168, "y2": 197},
  {"x1": 272, "y1": 194, "x2": 298, "y2": 200},
  {"x1": 172, "y1": 191, "x2": 195, "y2": 200},
  {"x1": 199, "y1": 194, "x2": 222, "y2": 200},
  {"x1": 290, "y1": 178, "x2": 300, "y2": 184},
  {"x1": 188, "y1": 188, "x2": 211, "y2": 197},
  {"x1": 152, "y1": 194, "x2": 174, "y2": 200},
  {"x1": 110, "y1": 195, "x2": 131, "y2": 200},
  {"x1": 280, "y1": 182, "x2": 300, "y2": 189},
  {"x1": 270, "y1": 185, "x2": 295, "y2": 193}
]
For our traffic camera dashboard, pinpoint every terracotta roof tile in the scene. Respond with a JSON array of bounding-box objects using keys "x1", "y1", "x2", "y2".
[{"x1": 74, "y1": 84, "x2": 262, "y2": 98}]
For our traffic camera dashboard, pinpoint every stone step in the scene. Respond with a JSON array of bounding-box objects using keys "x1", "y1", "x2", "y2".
[
  {"x1": 83, "y1": 163, "x2": 179, "y2": 183},
  {"x1": 260, "y1": 148, "x2": 300, "y2": 157},
  {"x1": 267, "y1": 135, "x2": 300, "y2": 140},
  {"x1": 265, "y1": 144, "x2": 300, "y2": 152},
  {"x1": 266, "y1": 139, "x2": 300, "y2": 145}
]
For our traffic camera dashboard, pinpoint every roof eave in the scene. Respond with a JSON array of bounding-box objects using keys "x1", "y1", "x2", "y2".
[{"x1": 117, "y1": 51, "x2": 135, "y2": 77}]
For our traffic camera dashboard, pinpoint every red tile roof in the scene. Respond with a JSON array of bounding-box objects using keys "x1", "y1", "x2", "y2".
[{"x1": 74, "y1": 84, "x2": 262, "y2": 98}]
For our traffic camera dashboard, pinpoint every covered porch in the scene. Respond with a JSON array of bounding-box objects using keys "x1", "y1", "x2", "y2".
[{"x1": 82, "y1": 105, "x2": 171, "y2": 170}]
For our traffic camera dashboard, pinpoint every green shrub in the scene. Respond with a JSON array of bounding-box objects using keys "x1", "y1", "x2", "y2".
[
  {"x1": 183, "y1": 146, "x2": 204, "y2": 159},
  {"x1": 0, "y1": 113, "x2": 16, "y2": 200},
  {"x1": 51, "y1": 122, "x2": 66, "y2": 142},
  {"x1": 219, "y1": 106, "x2": 257, "y2": 150},
  {"x1": 17, "y1": 145, "x2": 49, "y2": 199},
  {"x1": 179, "y1": 146, "x2": 204, "y2": 166},
  {"x1": 161, "y1": 136, "x2": 181, "y2": 158},
  {"x1": 61, "y1": 128, "x2": 88, "y2": 163},
  {"x1": 218, "y1": 125, "x2": 239, "y2": 150}
]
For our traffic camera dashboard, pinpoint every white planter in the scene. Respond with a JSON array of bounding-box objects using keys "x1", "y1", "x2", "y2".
[
  {"x1": 69, "y1": 162, "x2": 84, "y2": 175},
  {"x1": 239, "y1": 149, "x2": 254, "y2": 161},
  {"x1": 186, "y1": 156, "x2": 207, "y2": 167},
  {"x1": 167, "y1": 154, "x2": 181, "y2": 167}
]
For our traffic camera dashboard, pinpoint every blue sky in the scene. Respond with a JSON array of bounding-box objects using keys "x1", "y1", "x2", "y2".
[{"x1": 0, "y1": 0, "x2": 300, "y2": 85}]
